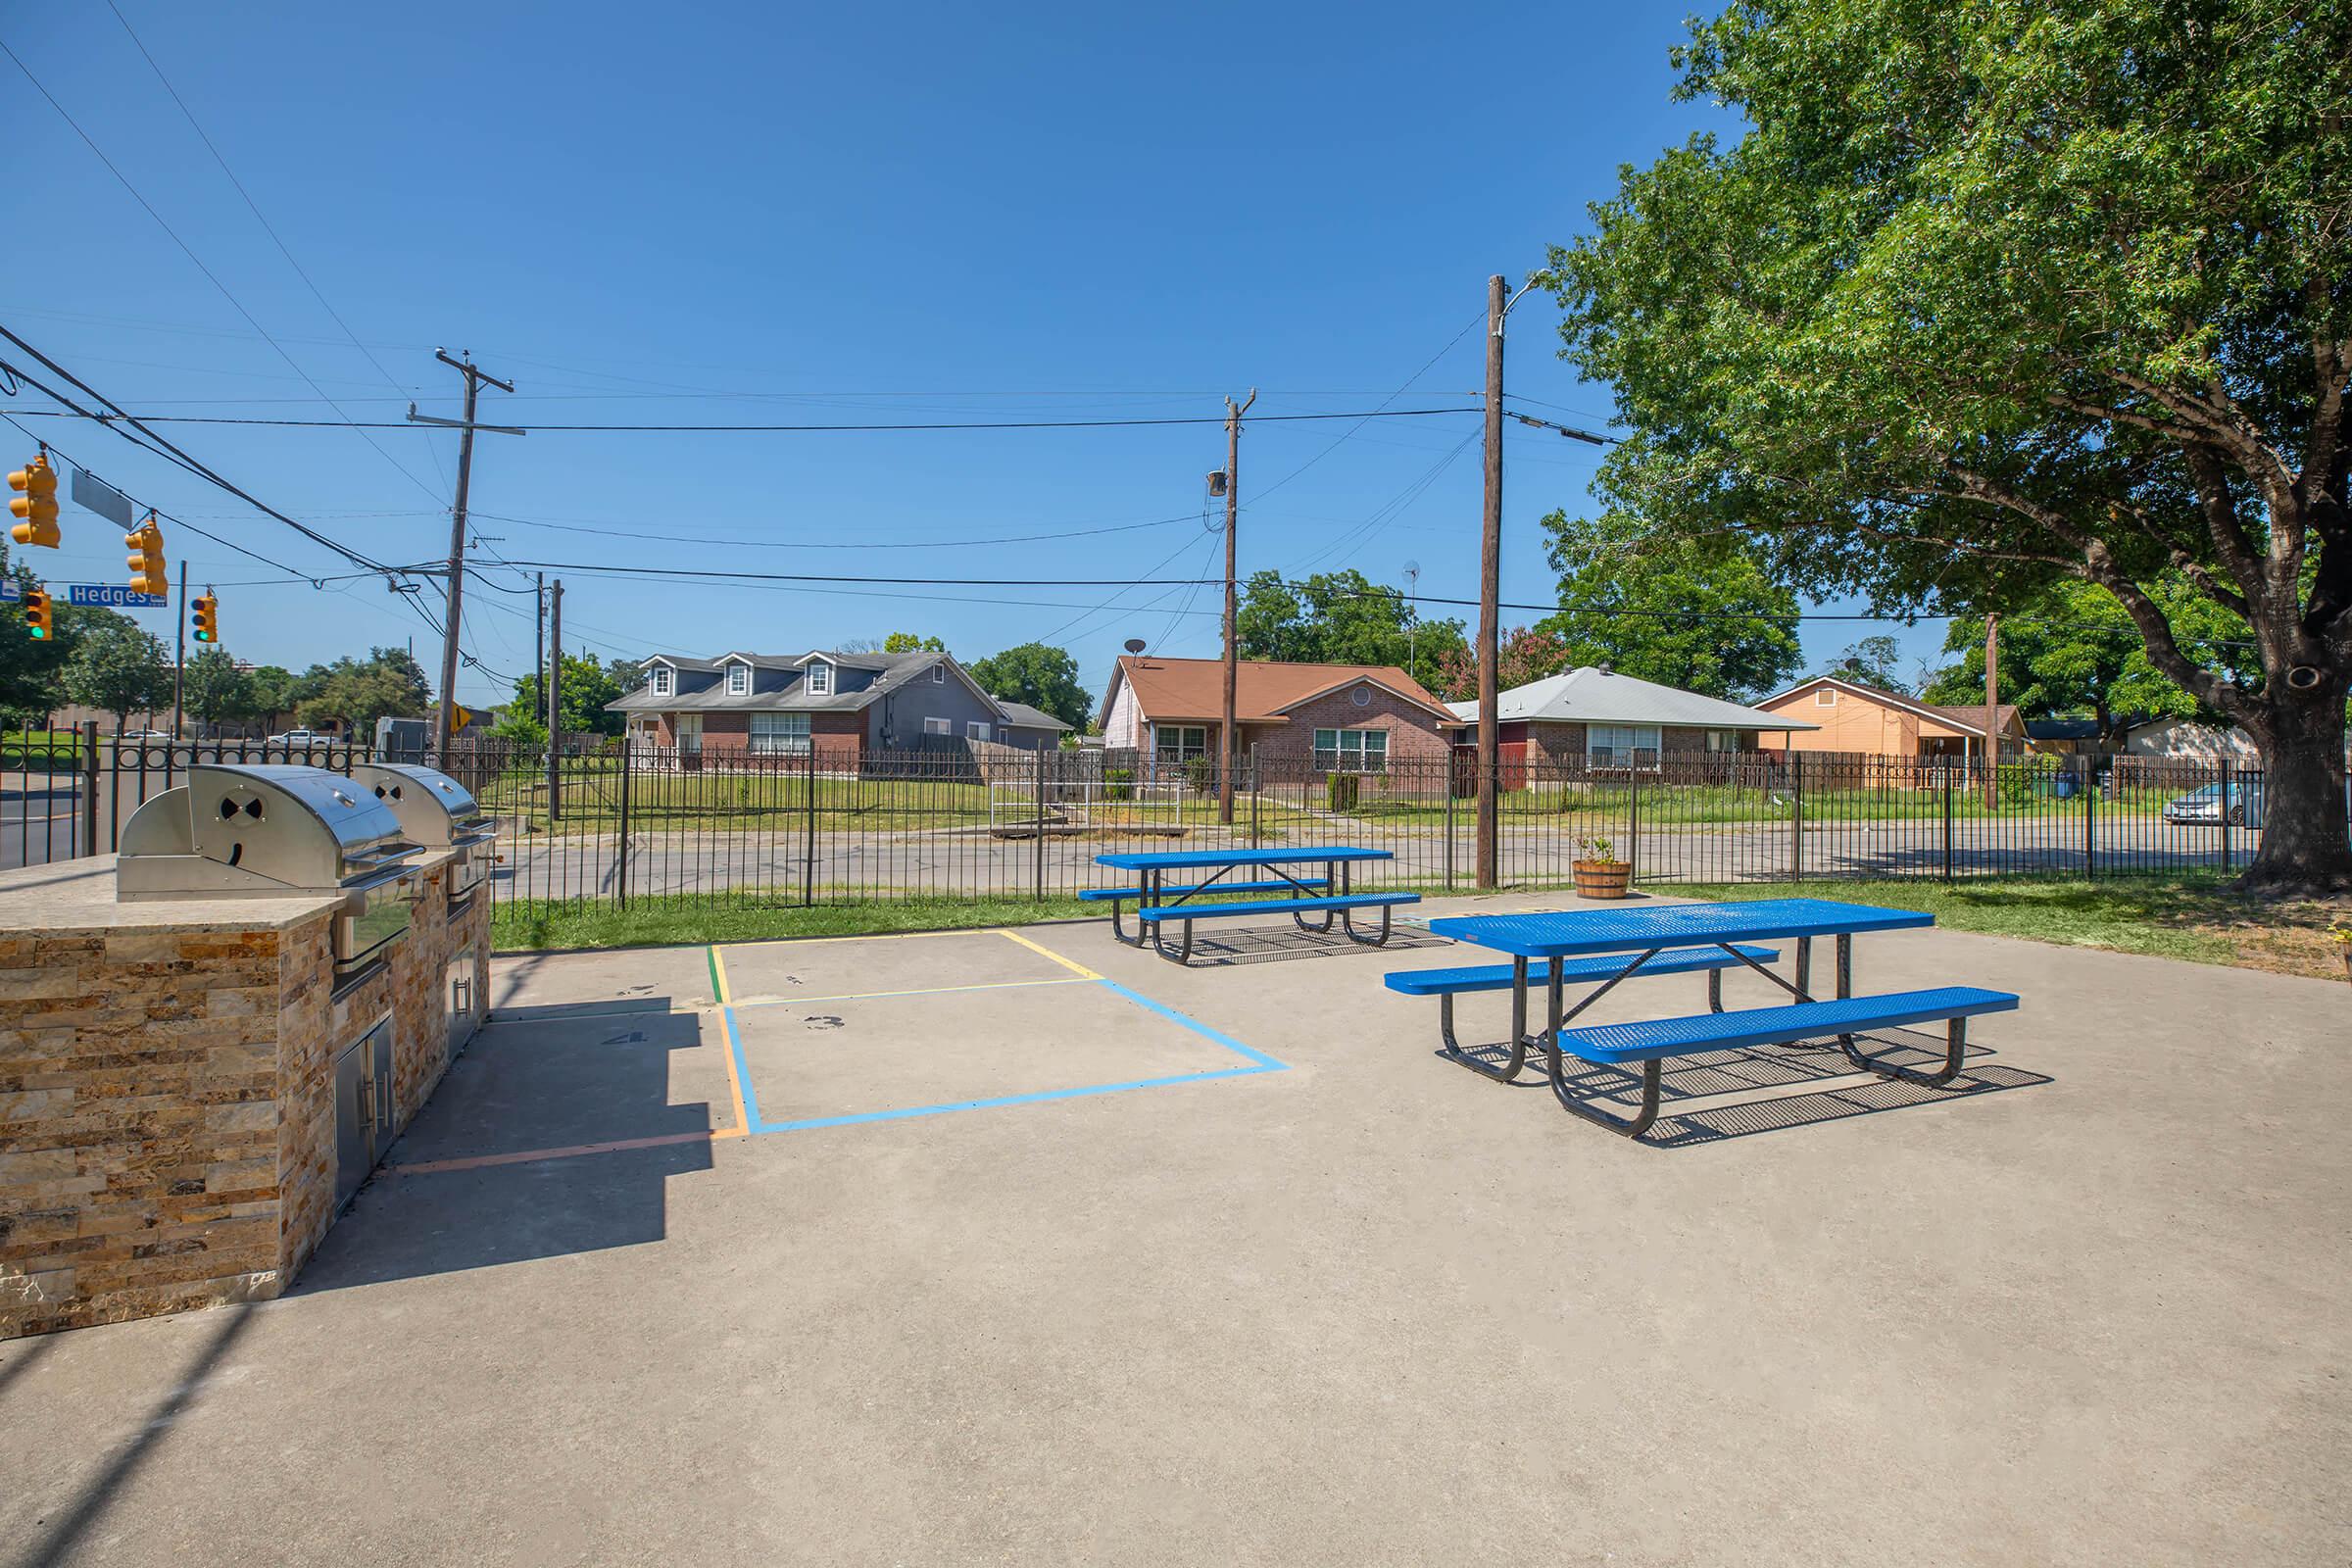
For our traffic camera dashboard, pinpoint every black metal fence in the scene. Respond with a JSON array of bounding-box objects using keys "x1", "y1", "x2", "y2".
[{"x1": 11, "y1": 728, "x2": 2333, "y2": 910}]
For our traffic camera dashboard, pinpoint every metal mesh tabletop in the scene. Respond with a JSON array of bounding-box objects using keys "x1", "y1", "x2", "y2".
[{"x1": 1428, "y1": 898, "x2": 1933, "y2": 957}]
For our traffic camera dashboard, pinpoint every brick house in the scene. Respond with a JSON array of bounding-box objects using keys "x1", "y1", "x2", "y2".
[
  {"x1": 607, "y1": 649, "x2": 1068, "y2": 764},
  {"x1": 1096, "y1": 656, "x2": 1456, "y2": 777},
  {"x1": 1447, "y1": 664, "x2": 1817, "y2": 783}
]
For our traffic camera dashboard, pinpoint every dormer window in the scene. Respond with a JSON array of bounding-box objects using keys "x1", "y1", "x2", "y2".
[
  {"x1": 807, "y1": 661, "x2": 833, "y2": 696},
  {"x1": 726, "y1": 663, "x2": 750, "y2": 697},
  {"x1": 651, "y1": 666, "x2": 673, "y2": 699}
]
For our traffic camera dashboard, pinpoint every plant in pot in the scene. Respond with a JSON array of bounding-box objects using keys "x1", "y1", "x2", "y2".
[
  {"x1": 2330, "y1": 918, "x2": 2352, "y2": 984},
  {"x1": 1572, "y1": 835, "x2": 1632, "y2": 900}
]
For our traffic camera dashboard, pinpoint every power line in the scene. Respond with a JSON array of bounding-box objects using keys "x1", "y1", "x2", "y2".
[
  {"x1": 1252, "y1": 311, "x2": 1487, "y2": 503},
  {"x1": 0, "y1": 36, "x2": 446, "y2": 506},
  {"x1": 470, "y1": 508, "x2": 1204, "y2": 551},
  {"x1": 0, "y1": 406, "x2": 1485, "y2": 433},
  {"x1": 492, "y1": 562, "x2": 1216, "y2": 588}
]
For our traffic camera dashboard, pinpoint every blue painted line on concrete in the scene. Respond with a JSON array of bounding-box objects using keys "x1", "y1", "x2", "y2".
[{"x1": 737, "y1": 975, "x2": 1286, "y2": 1136}]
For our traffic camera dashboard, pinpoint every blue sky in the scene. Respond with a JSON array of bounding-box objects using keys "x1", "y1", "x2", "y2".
[{"x1": 2, "y1": 1, "x2": 1949, "y2": 710}]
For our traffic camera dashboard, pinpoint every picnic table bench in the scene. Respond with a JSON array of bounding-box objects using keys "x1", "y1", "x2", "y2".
[
  {"x1": 1092, "y1": 848, "x2": 1418, "y2": 964},
  {"x1": 1404, "y1": 899, "x2": 2019, "y2": 1138}
]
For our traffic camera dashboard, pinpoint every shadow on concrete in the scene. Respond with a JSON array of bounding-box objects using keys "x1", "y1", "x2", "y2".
[
  {"x1": 1450, "y1": 1026, "x2": 2050, "y2": 1147},
  {"x1": 10, "y1": 1304, "x2": 257, "y2": 1568},
  {"x1": 1171, "y1": 927, "x2": 1454, "y2": 968},
  {"x1": 287, "y1": 1002, "x2": 716, "y2": 1295}
]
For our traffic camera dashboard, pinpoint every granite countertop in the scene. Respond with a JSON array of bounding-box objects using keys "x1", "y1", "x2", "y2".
[{"x1": 0, "y1": 850, "x2": 456, "y2": 933}]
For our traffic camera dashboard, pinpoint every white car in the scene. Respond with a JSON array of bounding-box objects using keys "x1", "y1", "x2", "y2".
[{"x1": 268, "y1": 729, "x2": 332, "y2": 753}]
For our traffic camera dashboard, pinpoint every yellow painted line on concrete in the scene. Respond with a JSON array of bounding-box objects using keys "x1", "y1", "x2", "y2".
[
  {"x1": 716, "y1": 927, "x2": 1000, "y2": 955},
  {"x1": 994, "y1": 927, "x2": 1102, "y2": 981},
  {"x1": 707, "y1": 946, "x2": 751, "y2": 1140},
  {"x1": 395, "y1": 1130, "x2": 715, "y2": 1175}
]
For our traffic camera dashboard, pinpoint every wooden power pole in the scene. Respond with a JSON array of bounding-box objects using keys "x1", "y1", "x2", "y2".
[
  {"x1": 1218, "y1": 389, "x2": 1255, "y2": 827},
  {"x1": 545, "y1": 578, "x2": 563, "y2": 822},
  {"x1": 1983, "y1": 612, "x2": 2001, "y2": 807},
  {"x1": 1476, "y1": 273, "x2": 1506, "y2": 889},
  {"x1": 420, "y1": 350, "x2": 515, "y2": 760}
]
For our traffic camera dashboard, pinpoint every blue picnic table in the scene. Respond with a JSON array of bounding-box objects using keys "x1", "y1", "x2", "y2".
[
  {"x1": 1090, "y1": 847, "x2": 1419, "y2": 964},
  {"x1": 1399, "y1": 899, "x2": 2017, "y2": 1137}
]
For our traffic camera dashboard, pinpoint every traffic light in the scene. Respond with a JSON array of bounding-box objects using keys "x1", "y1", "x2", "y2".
[
  {"x1": 125, "y1": 514, "x2": 168, "y2": 597},
  {"x1": 8, "y1": 454, "x2": 60, "y2": 548},
  {"x1": 191, "y1": 591, "x2": 218, "y2": 644},
  {"x1": 23, "y1": 588, "x2": 52, "y2": 640}
]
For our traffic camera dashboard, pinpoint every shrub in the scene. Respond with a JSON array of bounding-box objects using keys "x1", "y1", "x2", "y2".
[
  {"x1": 1326, "y1": 772, "x2": 1362, "y2": 812},
  {"x1": 1103, "y1": 765, "x2": 1134, "y2": 803},
  {"x1": 1184, "y1": 756, "x2": 1214, "y2": 795}
]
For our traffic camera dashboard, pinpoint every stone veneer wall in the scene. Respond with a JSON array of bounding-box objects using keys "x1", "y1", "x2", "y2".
[{"x1": 2, "y1": 850, "x2": 481, "y2": 1339}]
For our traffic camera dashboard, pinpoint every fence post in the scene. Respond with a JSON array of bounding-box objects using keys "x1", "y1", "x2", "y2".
[
  {"x1": 1942, "y1": 771, "x2": 1955, "y2": 882},
  {"x1": 1790, "y1": 753, "x2": 1804, "y2": 882},
  {"x1": 1249, "y1": 745, "x2": 1260, "y2": 849},
  {"x1": 2082, "y1": 755, "x2": 2095, "y2": 879},
  {"x1": 80, "y1": 721, "x2": 101, "y2": 858},
  {"x1": 616, "y1": 736, "x2": 632, "y2": 909},
  {"x1": 2218, "y1": 758, "x2": 2232, "y2": 873},
  {"x1": 1444, "y1": 761, "x2": 1456, "y2": 891},
  {"x1": 1033, "y1": 744, "x2": 1047, "y2": 903},
  {"x1": 1627, "y1": 765, "x2": 1641, "y2": 884}
]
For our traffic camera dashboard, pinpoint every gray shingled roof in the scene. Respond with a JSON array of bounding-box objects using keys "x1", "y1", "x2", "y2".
[
  {"x1": 1446, "y1": 666, "x2": 1819, "y2": 731},
  {"x1": 993, "y1": 701, "x2": 1071, "y2": 732},
  {"x1": 607, "y1": 649, "x2": 955, "y2": 713}
]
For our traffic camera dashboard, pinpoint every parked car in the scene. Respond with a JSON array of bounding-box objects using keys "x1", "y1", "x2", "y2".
[
  {"x1": 267, "y1": 729, "x2": 332, "y2": 754},
  {"x1": 2162, "y1": 778, "x2": 2265, "y2": 828}
]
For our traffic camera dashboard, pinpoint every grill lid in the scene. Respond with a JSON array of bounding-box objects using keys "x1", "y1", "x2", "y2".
[
  {"x1": 350, "y1": 762, "x2": 489, "y2": 848},
  {"x1": 118, "y1": 762, "x2": 418, "y2": 900}
]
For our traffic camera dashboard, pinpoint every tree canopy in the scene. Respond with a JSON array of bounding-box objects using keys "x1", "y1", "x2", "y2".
[
  {"x1": 1534, "y1": 511, "x2": 1803, "y2": 699},
  {"x1": 294, "y1": 647, "x2": 431, "y2": 735},
  {"x1": 179, "y1": 647, "x2": 252, "y2": 730},
  {"x1": 966, "y1": 641, "x2": 1093, "y2": 731},
  {"x1": 1921, "y1": 576, "x2": 2258, "y2": 744},
  {"x1": 509, "y1": 654, "x2": 634, "y2": 738},
  {"x1": 1547, "y1": 0, "x2": 2352, "y2": 891},
  {"x1": 62, "y1": 611, "x2": 167, "y2": 731},
  {"x1": 1235, "y1": 568, "x2": 1465, "y2": 695}
]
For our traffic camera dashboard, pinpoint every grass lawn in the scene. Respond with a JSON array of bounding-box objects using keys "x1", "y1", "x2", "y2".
[
  {"x1": 491, "y1": 892, "x2": 1095, "y2": 952},
  {"x1": 1665, "y1": 876, "x2": 2352, "y2": 980}
]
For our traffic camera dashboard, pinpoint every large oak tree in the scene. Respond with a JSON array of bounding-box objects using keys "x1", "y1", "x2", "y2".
[{"x1": 1548, "y1": 0, "x2": 2352, "y2": 892}]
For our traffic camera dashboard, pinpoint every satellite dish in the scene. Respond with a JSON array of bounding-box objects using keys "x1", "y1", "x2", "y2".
[{"x1": 1123, "y1": 638, "x2": 1147, "y2": 655}]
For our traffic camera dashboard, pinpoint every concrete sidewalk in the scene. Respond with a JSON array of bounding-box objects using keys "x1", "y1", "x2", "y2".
[{"x1": 4, "y1": 892, "x2": 2346, "y2": 1566}]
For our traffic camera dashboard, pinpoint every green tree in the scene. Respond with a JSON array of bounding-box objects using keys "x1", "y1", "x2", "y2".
[
  {"x1": 1431, "y1": 625, "x2": 1576, "y2": 704},
  {"x1": 509, "y1": 653, "x2": 628, "y2": 738},
  {"x1": 1830, "y1": 636, "x2": 1909, "y2": 695},
  {"x1": 883, "y1": 632, "x2": 947, "y2": 654},
  {"x1": 1546, "y1": 0, "x2": 2352, "y2": 892},
  {"x1": 62, "y1": 611, "x2": 167, "y2": 733},
  {"x1": 966, "y1": 641, "x2": 1093, "y2": 730},
  {"x1": 0, "y1": 541, "x2": 72, "y2": 722},
  {"x1": 1235, "y1": 568, "x2": 1466, "y2": 693},
  {"x1": 245, "y1": 665, "x2": 297, "y2": 732},
  {"x1": 1536, "y1": 511, "x2": 1802, "y2": 699},
  {"x1": 295, "y1": 647, "x2": 430, "y2": 734},
  {"x1": 179, "y1": 647, "x2": 253, "y2": 732},
  {"x1": 1922, "y1": 578, "x2": 2259, "y2": 746}
]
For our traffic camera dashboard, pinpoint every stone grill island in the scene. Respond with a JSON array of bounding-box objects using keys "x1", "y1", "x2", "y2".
[{"x1": 0, "y1": 762, "x2": 492, "y2": 1338}]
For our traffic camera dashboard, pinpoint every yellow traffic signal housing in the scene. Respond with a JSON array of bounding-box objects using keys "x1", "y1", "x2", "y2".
[
  {"x1": 125, "y1": 514, "x2": 168, "y2": 597},
  {"x1": 8, "y1": 454, "x2": 61, "y2": 548},
  {"x1": 23, "y1": 587, "x2": 52, "y2": 640},
  {"x1": 191, "y1": 592, "x2": 219, "y2": 644}
]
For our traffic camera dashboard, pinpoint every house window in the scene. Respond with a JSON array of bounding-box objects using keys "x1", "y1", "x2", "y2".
[
  {"x1": 1314, "y1": 727, "x2": 1389, "y2": 773},
  {"x1": 1588, "y1": 724, "x2": 1660, "y2": 769},
  {"x1": 726, "y1": 663, "x2": 750, "y2": 697},
  {"x1": 674, "y1": 712, "x2": 702, "y2": 753},
  {"x1": 806, "y1": 661, "x2": 833, "y2": 696},
  {"x1": 966, "y1": 720, "x2": 992, "y2": 743},
  {"x1": 749, "y1": 712, "x2": 809, "y2": 755},
  {"x1": 923, "y1": 716, "x2": 952, "y2": 737},
  {"x1": 1153, "y1": 725, "x2": 1207, "y2": 762},
  {"x1": 1815, "y1": 688, "x2": 1838, "y2": 706},
  {"x1": 651, "y1": 666, "x2": 673, "y2": 698},
  {"x1": 931, "y1": 664, "x2": 946, "y2": 684}
]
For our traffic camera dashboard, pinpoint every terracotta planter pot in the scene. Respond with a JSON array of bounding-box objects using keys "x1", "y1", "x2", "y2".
[{"x1": 1573, "y1": 858, "x2": 1633, "y2": 900}]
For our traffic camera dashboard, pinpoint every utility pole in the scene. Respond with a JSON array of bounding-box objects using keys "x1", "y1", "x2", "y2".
[
  {"x1": 1983, "y1": 612, "x2": 2000, "y2": 808},
  {"x1": 1218, "y1": 389, "x2": 1256, "y2": 827},
  {"x1": 1477, "y1": 273, "x2": 1507, "y2": 889},
  {"x1": 415, "y1": 350, "x2": 516, "y2": 760},
  {"x1": 546, "y1": 578, "x2": 563, "y2": 822},
  {"x1": 534, "y1": 571, "x2": 546, "y2": 715},
  {"x1": 172, "y1": 557, "x2": 187, "y2": 740}
]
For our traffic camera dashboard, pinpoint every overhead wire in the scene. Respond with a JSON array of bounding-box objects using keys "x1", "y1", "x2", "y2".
[{"x1": 0, "y1": 406, "x2": 1485, "y2": 433}]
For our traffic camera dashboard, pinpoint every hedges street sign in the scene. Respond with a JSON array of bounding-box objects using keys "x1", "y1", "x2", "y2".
[{"x1": 68, "y1": 584, "x2": 170, "y2": 609}]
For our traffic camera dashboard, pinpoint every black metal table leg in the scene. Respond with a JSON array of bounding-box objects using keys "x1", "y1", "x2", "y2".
[
  {"x1": 1544, "y1": 948, "x2": 1666, "y2": 1136},
  {"x1": 1442, "y1": 955, "x2": 1534, "y2": 1081},
  {"x1": 1840, "y1": 1015, "x2": 1968, "y2": 1087}
]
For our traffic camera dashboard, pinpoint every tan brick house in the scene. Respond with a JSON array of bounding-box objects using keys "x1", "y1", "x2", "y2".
[
  {"x1": 1096, "y1": 656, "x2": 1456, "y2": 777},
  {"x1": 1752, "y1": 674, "x2": 2024, "y2": 764}
]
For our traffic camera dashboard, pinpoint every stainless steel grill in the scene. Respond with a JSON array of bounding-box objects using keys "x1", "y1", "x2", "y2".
[
  {"x1": 117, "y1": 763, "x2": 421, "y2": 984},
  {"x1": 351, "y1": 762, "x2": 495, "y2": 906}
]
